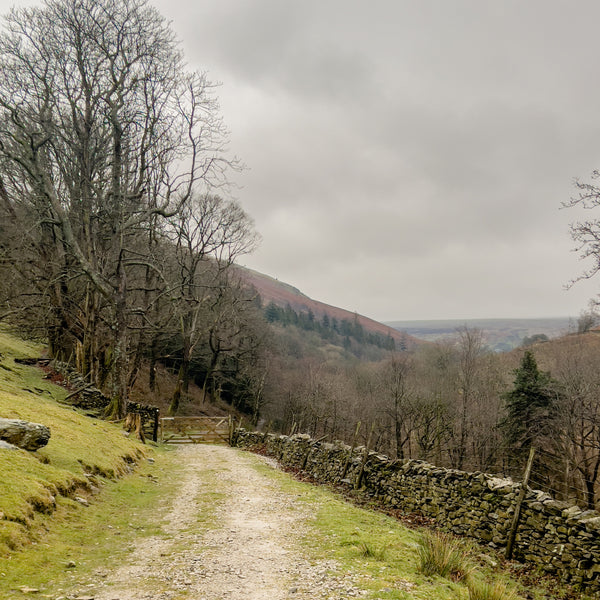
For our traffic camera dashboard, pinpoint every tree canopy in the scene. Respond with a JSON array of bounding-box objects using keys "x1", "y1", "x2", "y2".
[{"x1": 0, "y1": 0, "x2": 259, "y2": 417}]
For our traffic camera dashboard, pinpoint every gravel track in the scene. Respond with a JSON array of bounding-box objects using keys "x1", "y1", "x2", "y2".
[{"x1": 70, "y1": 445, "x2": 366, "y2": 600}]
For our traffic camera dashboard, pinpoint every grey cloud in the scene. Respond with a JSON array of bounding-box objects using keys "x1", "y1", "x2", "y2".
[{"x1": 5, "y1": 0, "x2": 598, "y2": 320}]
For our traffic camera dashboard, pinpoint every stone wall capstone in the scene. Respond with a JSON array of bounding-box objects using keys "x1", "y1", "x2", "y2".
[{"x1": 234, "y1": 429, "x2": 600, "y2": 593}]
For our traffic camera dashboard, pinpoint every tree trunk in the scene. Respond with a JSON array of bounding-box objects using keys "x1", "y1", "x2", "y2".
[
  {"x1": 149, "y1": 336, "x2": 158, "y2": 393},
  {"x1": 584, "y1": 476, "x2": 595, "y2": 511},
  {"x1": 106, "y1": 291, "x2": 128, "y2": 420},
  {"x1": 202, "y1": 345, "x2": 220, "y2": 404},
  {"x1": 170, "y1": 335, "x2": 191, "y2": 414},
  {"x1": 127, "y1": 332, "x2": 144, "y2": 392},
  {"x1": 394, "y1": 418, "x2": 405, "y2": 460},
  {"x1": 78, "y1": 287, "x2": 99, "y2": 382}
]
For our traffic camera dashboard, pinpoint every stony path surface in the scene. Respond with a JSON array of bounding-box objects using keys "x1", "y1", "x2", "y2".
[{"x1": 71, "y1": 445, "x2": 367, "y2": 600}]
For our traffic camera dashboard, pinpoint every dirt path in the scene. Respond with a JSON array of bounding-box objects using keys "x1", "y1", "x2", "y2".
[{"x1": 76, "y1": 445, "x2": 366, "y2": 600}]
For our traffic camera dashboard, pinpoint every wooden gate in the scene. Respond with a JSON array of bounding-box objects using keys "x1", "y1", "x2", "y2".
[{"x1": 160, "y1": 416, "x2": 231, "y2": 444}]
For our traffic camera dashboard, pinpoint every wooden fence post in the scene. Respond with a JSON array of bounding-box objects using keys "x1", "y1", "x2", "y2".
[
  {"x1": 505, "y1": 447, "x2": 536, "y2": 560},
  {"x1": 302, "y1": 444, "x2": 313, "y2": 470},
  {"x1": 355, "y1": 423, "x2": 375, "y2": 490},
  {"x1": 301, "y1": 434, "x2": 328, "y2": 470},
  {"x1": 341, "y1": 421, "x2": 361, "y2": 481}
]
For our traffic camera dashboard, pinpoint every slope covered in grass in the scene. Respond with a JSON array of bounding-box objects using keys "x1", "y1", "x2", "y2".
[{"x1": 0, "y1": 331, "x2": 147, "y2": 555}]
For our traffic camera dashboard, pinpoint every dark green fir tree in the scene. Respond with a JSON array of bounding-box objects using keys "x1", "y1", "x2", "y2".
[{"x1": 502, "y1": 350, "x2": 560, "y2": 470}]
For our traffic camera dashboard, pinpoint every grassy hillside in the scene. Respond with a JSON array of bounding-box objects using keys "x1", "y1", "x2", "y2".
[{"x1": 0, "y1": 330, "x2": 148, "y2": 556}]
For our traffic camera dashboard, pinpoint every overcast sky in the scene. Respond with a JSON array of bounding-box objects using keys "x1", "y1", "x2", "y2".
[{"x1": 8, "y1": 0, "x2": 600, "y2": 322}]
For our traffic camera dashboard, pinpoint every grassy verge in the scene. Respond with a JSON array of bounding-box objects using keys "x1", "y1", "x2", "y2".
[
  {"x1": 0, "y1": 331, "x2": 149, "y2": 557},
  {"x1": 1, "y1": 436, "x2": 593, "y2": 600},
  {"x1": 251, "y1": 458, "x2": 467, "y2": 599},
  {"x1": 0, "y1": 447, "x2": 180, "y2": 596},
  {"x1": 249, "y1": 455, "x2": 590, "y2": 600}
]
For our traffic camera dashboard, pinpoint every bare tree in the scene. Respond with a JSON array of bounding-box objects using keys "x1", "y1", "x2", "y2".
[
  {"x1": 381, "y1": 354, "x2": 417, "y2": 459},
  {"x1": 565, "y1": 170, "x2": 600, "y2": 287},
  {"x1": 0, "y1": 0, "x2": 233, "y2": 416},
  {"x1": 543, "y1": 337, "x2": 600, "y2": 508},
  {"x1": 450, "y1": 326, "x2": 486, "y2": 469},
  {"x1": 166, "y1": 195, "x2": 257, "y2": 414},
  {"x1": 411, "y1": 343, "x2": 457, "y2": 465},
  {"x1": 577, "y1": 306, "x2": 600, "y2": 334}
]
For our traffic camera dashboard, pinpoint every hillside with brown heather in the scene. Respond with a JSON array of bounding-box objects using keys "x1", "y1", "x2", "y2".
[
  {"x1": 514, "y1": 327, "x2": 600, "y2": 371},
  {"x1": 236, "y1": 266, "x2": 422, "y2": 350}
]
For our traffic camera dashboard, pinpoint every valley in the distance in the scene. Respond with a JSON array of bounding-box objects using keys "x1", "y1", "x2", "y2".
[{"x1": 386, "y1": 317, "x2": 573, "y2": 351}]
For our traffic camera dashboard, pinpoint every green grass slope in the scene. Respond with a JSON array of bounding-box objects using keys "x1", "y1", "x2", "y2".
[{"x1": 0, "y1": 331, "x2": 147, "y2": 556}]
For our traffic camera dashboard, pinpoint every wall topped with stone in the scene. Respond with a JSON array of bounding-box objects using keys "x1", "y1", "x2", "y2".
[{"x1": 234, "y1": 430, "x2": 600, "y2": 594}]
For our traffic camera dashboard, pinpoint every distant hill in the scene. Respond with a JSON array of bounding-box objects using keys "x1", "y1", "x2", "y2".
[
  {"x1": 385, "y1": 317, "x2": 573, "y2": 352},
  {"x1": 235, "y1": 266, "x2": 572, "y2": 352},
  {"x1": 236, "y1": 266, "x2": 422, "y2": 350}
]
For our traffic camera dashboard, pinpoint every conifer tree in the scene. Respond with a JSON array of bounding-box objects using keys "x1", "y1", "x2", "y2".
[
  {"x1": 502, "y1": 350, "x2": 559, "y2": 468},
  {"x1": 265, "y1": 302, "x2": 281, "y2": 323}
]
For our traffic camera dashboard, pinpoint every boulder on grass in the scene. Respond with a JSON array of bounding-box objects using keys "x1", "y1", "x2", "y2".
[{"x1": 0, "y1": 418, "x2": 50, "y2": 450}]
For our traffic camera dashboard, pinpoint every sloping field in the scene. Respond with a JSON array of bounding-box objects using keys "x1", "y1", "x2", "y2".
[
  {"x1": 0, "y1": 331, "x2": 586, "y2": 599},
  {"x1": 0, "y1": 331, "x2": 147, "y2": 556}
]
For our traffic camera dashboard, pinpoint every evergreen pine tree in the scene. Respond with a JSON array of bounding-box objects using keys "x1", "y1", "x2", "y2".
[
  {"x1": 264, "y1": 302, "x2": 280, "y2": 323},
  {"x1": 502, "y1": 350, "x2": 559, "y2": 467}
]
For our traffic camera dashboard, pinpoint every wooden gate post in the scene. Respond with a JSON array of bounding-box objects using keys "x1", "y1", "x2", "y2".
[
  {"x1": 228, "y1": 415, "x2": 234, "y2": 446},
  {"x1": 153, "y1": 410, "x2": 159, "y2": 443},
  {"x1": 302, "y1": 444, "x2": 313, "y2": 470}
]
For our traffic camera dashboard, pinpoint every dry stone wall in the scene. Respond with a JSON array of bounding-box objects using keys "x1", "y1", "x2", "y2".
[
  {"x1": 50, "y1": 361, "x2": 160, "y2": 441},
  {"x1": 235, "y1": 430, "x2": 600, "y2": 593}
]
